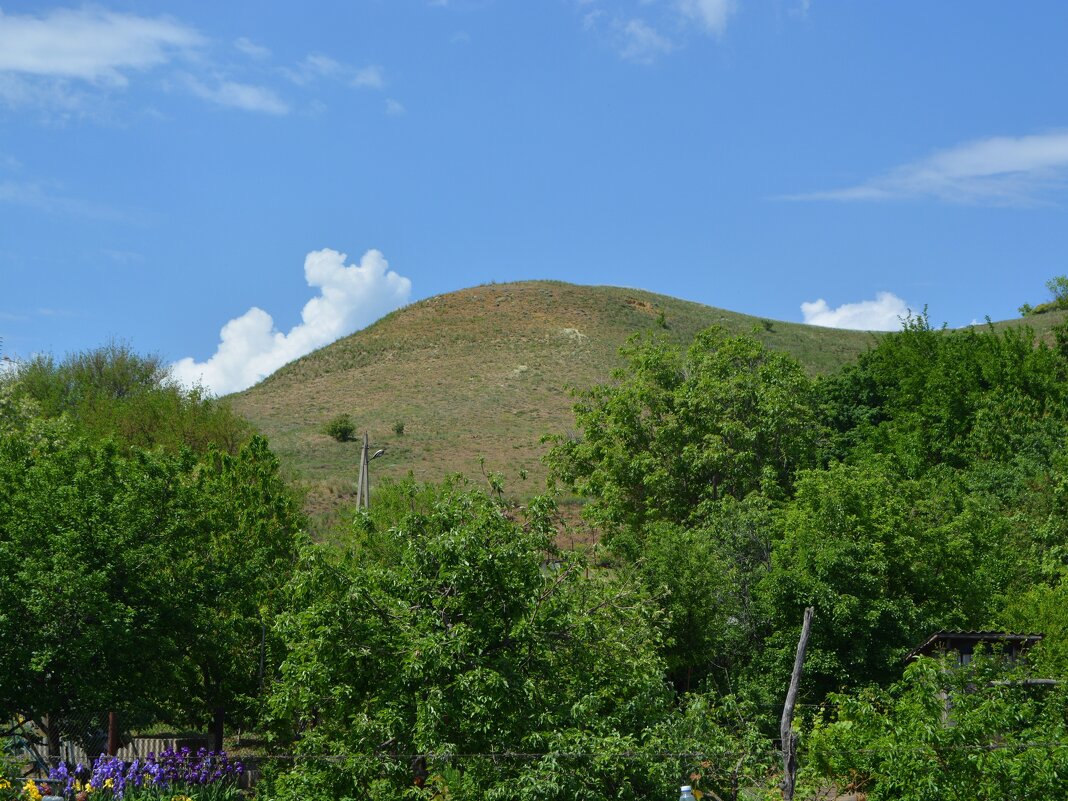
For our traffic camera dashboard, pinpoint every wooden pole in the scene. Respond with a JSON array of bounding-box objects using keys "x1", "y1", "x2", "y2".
[
  {"x1": 107, "y1": 711, "x2": 119, "y2": 756},
  {"x1": 780, "y1": 606, "x2": 814, "y2": 801},
  {"x1": 45, "y1": 716, "x2": 60, "y2": 765},
  {"x1": 357, "y1": 432, "x2": 369, "y2": 509},
  {"x1": 212, "y1": 706, "x2": 225, "y2": 753}
]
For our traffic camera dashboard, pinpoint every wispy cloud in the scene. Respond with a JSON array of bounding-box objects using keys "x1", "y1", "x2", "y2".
[
  {"x1": 234, "y1": 37, "x2": 271, "y2": 60},
  {"x1": 801, "y1": 292, "x2": 909, "y2": 331},
  {"x1": 284, "y1": 54, "x2": 385, "y2": 90},
  {"x1": 353, "y1": 65, "x2": 385, "y2": 89},
  {"x1": 676, "y1": 0, "x2": 736, "y2": 37},
  {"x1": 0, "y1": 179, "x2": 128, "y2": 221},
  {"x1": 0, "y1": 7, "x2": 202, "y2": 84},
  {"x1": 0, "y1": 7, "x2": 297, "y2": 117},
  {"x1": 172, "y1": 248, "x2": 412, "y2": 395},
  {"x1": 784, "y1": 132, "x2": 1068, "y2": 206},
  {"x1": 385, "y1": 98, "x2": 406, "y2": 116},
  {"x1": 617, "y1": 19, "x2": 675, "y2": 63},
  {"x1": 577, "y1": 0, "x2": 735, "y2": 64},
  {"x1": 185, "y1": 76, "x2": 289, "y2": 115}
]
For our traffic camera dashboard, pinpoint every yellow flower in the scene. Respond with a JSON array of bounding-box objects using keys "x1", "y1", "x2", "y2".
[
  {"x1": 0, "y1": 778, "x2": 11, "y2": 790},
  {"x1": 171, "y1": 795, "x2": 194, "y2": 801},
  {"x1": 103, "y1": 778, "x2": 114, "y2": 789},
  {"x1": 22, "y1": 779, "x2": 42, "y2": 801}
]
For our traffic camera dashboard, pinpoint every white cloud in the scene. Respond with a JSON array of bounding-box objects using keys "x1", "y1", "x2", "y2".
[
  {"x1": 676, "y1": 0, "x2": 735, "y2": 36},
  {"x1": 0, "y1": 7, "x2": 202, "y2": 84},
  {"x1": 785, "y1": 132, "x2": 1068, "y2": 206},
  {"x1": 800, "y1": 292, "x2": 909, "y2": 331},
  {"x1": 617, "y1": 19, "x2": 674, "y2": 63},
  {"x1": 185, "y1": 76, "x2": 289, "y2": 115},
  {"x1": 352, "y1": 65, "x2": 385, "y2": 89},
  {"x1": 577, "y1": 0, "x2": 733, "y2": 64},
  {"x1": 172, "y1": 248, "x2": 412, "y2": 395},
  {"x1": 284, "y1": 55, "x2": 384, "y2": 89},
  {"x1": 385, "y1": 98, "x2": 406, "y2": 116},
  {"x1": 234, "y1": 37, "x2": 271, "y2": 60},
  {"x1": 0, "y1": 178, "x2": 127, "y2": 221}
]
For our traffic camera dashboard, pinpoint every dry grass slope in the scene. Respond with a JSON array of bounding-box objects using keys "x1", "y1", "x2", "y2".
[{"x1": 229, "y1": 280, "x2": 1068, "y2": 531}]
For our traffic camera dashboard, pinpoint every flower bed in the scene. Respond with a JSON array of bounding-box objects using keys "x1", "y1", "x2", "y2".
[{"x1": 36, "y1": 748, "x2": 245, "y2": 800}]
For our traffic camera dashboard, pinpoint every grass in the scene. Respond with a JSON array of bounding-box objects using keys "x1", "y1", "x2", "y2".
[{"x1": 228, "y1": 280, "x2": 1068, "y2": 534}]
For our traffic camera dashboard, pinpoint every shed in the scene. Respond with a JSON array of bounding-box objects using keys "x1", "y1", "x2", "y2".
[{"x1": 906, "y1": 630, "x2": 1043, "y2": 666}]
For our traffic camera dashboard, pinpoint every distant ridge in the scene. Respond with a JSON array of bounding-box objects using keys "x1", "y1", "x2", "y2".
[{"x1": 229, "y1": 280, "x2": 1066, "y2": 531}]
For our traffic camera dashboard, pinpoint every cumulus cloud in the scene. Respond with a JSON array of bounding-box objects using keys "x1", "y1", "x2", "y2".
[
  {"x1": 172, "y1": 248, "x2": 412, "y2": 395},
  {"x1": 800, "y1": 292, "x2": 910, "y2": 331},
  {"x1": 0, "y1": 7, "x2": 202, "y2": 84},
  {"x1": 784, "y1": 132, "x2": 1068, "y2": 206}
]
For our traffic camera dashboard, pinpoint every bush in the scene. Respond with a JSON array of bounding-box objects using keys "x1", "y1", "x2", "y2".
[
  {"x1": 391, "y1": 420, "x2": 405, "y2": 436},
  {"x1": 324, "y1": 413, "x2": 356, "y2": 442}
]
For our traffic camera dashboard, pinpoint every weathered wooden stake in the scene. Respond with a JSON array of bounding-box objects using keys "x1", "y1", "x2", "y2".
[
  {"x1": 107, "y1": 711, "x2": 119, "y2": 756},
  {"x1": 780, "y1": 606, "x2": 814, "y2": 801}
]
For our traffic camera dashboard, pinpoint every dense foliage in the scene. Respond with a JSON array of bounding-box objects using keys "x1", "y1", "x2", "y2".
[
  {"x1": 547, "y1": 314, "x2": 1068, "y2": 797},
  {"x1": 807, "y1": 655, "x2": 1068, "y2": 800},
  {"x1": 263, "y1": 487, "x2": 677, "y2": 800},
  {"x1": 0, "y1": 350, "x2": 302, "y2": 742},
  {"x1": 6, "y1": 342, "x2": 251, "y2": 454},
  {"x1": 8, "y1": 313, "x2": 1068, "y2": 798}
]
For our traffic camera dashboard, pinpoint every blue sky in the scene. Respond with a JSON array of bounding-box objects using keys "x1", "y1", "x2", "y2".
[{"x1": 3, "y1": 1, "x2": 1068, "y2": 393}]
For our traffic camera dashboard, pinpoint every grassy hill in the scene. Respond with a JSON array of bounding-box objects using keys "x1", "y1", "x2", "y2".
[{"x1": 229, "y1": 280, "x2": 1068, "y2": 531}]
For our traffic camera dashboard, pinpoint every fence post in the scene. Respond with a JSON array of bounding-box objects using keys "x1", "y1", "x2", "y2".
[
  {"x1": 46, "y1": 716, "x2": 61, "y2": 766},
  {"x1": 212, "y1": 706, "x2": 225, "y2": 753},
  {"x1": 107, "y1": 711, "x2": 119, "y2": 757}
]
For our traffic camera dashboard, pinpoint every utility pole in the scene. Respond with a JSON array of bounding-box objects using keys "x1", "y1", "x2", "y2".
[
  {"x1": 357, "y1": 432, "x2": 370, "y2": 508},
  {"x1": 356, "y1": 433, "x2": 385, "y2": 509}
]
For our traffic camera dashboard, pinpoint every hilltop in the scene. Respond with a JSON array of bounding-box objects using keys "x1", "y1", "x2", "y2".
[{"x1": 229, "y1": 280, "x2": 1068, "y2": 529}]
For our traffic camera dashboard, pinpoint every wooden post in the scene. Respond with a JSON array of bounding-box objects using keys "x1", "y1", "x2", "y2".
[
  {"x1": 45, "y1": 716, "x2": 61, "y2": 765},
  {"x1": 212, "y1": 706, "x2": 225, "y2": 753},
  {"x1": 780, "y1": 606, "x2": 814, "y2": 801},
  {"x1": 107, "y1": 711, "x2": 119, "y2": 756},
  {"x1": 211, "y1": 704, "x2": 224, "y2": 756}
]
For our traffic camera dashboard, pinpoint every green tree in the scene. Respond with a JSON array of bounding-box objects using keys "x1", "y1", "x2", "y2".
[
  {"x1": 264, "y1": 488, "x2": 675, "y2": 800},
  {"x1": 546, "y1": 327, "x2": 821, "y2": 548},
  {"x1": 3, "y1": 341, "x2": 251, "y2": 454},
  {"x1": 323, "y1": 413, "x2": 356, "y2": 442},
  {"x1": 0, "y1": 417, "x2": 192, "y2": 731},
  {"x1": 1046, "y1": 274, "x2": 1068, "y2": 309},
  {"x1": 805, "y1": 656, "x2": 1068, "y2": 800},
  {"x1": 167, "y1": 436, "x2": 304, "y2": 729},
  {"x1": 753, "y1": 460, "x2": 1017, "y2": 699},
  {"x1": 819, "y1": 313, "x2": 1068, "y2": 474},
  {"x1": 636, "y1": 495, "x2": 777, "y2": 694},
  {"x1": 0, "y1": 404, "x2": 301, "y2": 737}
]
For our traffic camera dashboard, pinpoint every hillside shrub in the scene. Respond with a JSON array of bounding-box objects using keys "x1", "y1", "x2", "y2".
[{"x1": 323, "y1": 413, "x2": 356, "y2": 442}]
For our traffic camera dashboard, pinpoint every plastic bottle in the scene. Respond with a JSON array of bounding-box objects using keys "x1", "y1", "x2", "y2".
[{"x1": 679, "y1": 785, "x2": 696, "y2": 801}]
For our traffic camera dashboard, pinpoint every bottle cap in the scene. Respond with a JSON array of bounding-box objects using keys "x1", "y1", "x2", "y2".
[{"x1": 681, "y1": 786, "x2": 692, "y2": 793}]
